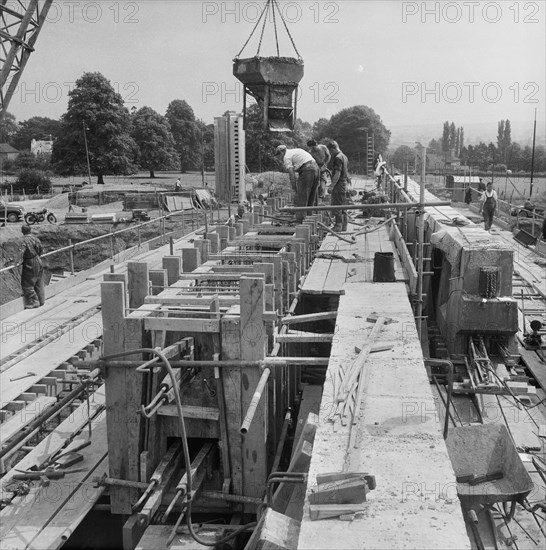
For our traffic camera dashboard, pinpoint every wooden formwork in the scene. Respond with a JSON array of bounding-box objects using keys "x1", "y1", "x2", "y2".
[{"x1": 99, "y1": 208, "x2": 323, "y2": 535}]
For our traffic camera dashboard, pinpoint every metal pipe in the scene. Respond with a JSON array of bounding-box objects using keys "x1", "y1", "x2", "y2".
[
  {"x1": 240, "y1": 368, "x2": 271, "y2": 434},
  {"x1": 68, "y1": 238, "x2": 75, "y2": 275},
  {"x1": 200, "y1": 491, "x2": 263, "y2": 505},
  {"x1": 280, "y1": 201, "x2": 450, "y2": 212},
  {"x1": 425, "y1": 359, "x2": 454, "y2": 439},
  {"x1": 95, "y1": 475, "x2": 151, "y2": 490},
  {"x1": 77, "y1": 357, "x2": 330, "y2": 370},
  {"x1": 271, "y1": 409, "x2": 291, "y2": 474}
]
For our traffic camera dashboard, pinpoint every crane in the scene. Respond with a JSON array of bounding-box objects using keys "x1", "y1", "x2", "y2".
[{"x1": 0, "y1": 0, "x2": 53, "y2": 122}]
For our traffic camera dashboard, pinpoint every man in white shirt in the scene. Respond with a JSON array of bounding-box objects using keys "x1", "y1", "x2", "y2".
[
  {"x1": 275, "y1": 145, "x2": 319, "y2": 222},
  {"x1": 478, "y1": 181, "x2": 498, "y2": 231}
]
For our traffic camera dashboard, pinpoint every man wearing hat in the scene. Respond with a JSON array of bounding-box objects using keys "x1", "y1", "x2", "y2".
[
  {"x1": 275, "y1": 144, "x2": 319, "y2": 223},
  {"x1": 327, "y1": 140, "x2": 350, "y2": 232},
  {"x1": 20, "y1": 225, "x2": 45, "y2": 309}
]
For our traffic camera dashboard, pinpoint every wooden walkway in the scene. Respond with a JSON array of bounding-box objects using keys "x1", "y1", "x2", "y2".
[
  {"x1": 0, "y1": 229, "x2": 203, "y2": 549},
  {"x1": 297, "y1": 281, "x2": 470, "y2": 549},
  {"x1": 301, "y1": 224, "x2": 407, "y2": 296}
]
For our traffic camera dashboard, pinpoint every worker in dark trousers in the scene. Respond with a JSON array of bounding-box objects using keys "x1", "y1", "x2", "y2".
[
  {"x1": 307, "y1": 139, "x2": 331, "y2": 199},
  {"x1": 275, "y1": 145, "x2": 319, "y2": 223},
  {"x1": 327, "y1": 141, "x2": 350, "y2": 232},
  {"x1": 20, "y1": 225, "x2": 45, "y2": 309},
  {"x1": 478, "y1": 181, "x2": 497, "y2": 232}
]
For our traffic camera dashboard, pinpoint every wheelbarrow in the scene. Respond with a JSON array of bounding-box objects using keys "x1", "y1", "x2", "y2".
[{"x1": 445, "y1": 424, "x2": 533, "y2": 517}]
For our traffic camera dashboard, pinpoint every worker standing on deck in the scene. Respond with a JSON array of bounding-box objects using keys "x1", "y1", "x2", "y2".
[
  {"x1": 327, "y1": 141, "x2": 350, "y2": 232},
  {"x1": 20, "y1": 225, "x2": 45, "y2": 309},
  {"x1": 307, "y1": 139, "x2": 331, "y2": 199},
  {"x1": 479, "y1": 181, "x2": 498, "y2": 232},
  {"x1": 275, "y1": 145, "x2": 319, "y2": 223}
]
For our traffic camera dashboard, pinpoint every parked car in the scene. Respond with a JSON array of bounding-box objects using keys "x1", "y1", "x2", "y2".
[{"x1": 0, "y1": 199, "x2": 25, "y2": 223}]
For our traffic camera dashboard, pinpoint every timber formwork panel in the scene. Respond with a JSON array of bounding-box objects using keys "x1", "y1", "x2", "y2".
[{"x1": 99, "y1": 213, "x2": 318, "y2": 517}]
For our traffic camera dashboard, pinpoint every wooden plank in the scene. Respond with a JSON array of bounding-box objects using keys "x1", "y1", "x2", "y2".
[
  {"x1": 182, "y1": 247, "x2": 201, "y2": 273},
  {"x1": 0, "y1": 313, "x2": 103, "y2": 406},
  {"x1": 256, "y1": 508, "x2": 300, "y2": 550},
  {"x1": 176, "y1": 272, "x2": 265, "y2": 281},
  {"x1": 322, "y1": 260, "x2": 348, "y2": 294},
  {"x1": 389, "y1": 222, "x2": 417, "y2": 293},
  {"x1": 301, "y1": 253, "x2": 336, "y2": 295},
  {"x1": 145, "y1": 295, "x2": 239, "y2": 306},
  {"x1": 240, "y1": 277, "x2": 267, "y2": 501},
  {"x1": 144, "y1": 317, "x2": 220, "y2": 333},
  {"x1": 101, "y1": 281, "x2": 139, "y2": 514},
  {"x1": 276, "y1": 333, "x2": 333, "y2": 343},
  {"x1": 272, "y1": 440, "x2": 313, "y2": 514},
  {"x1": 281, "y1": 312, "x2": 337, "y2": 325},
  {"x1": 157, "y1": 404, "x2": 220, "y2": 420},
  {"x1": 309, "y1": 504, "x2": 367, "y2": 521},
  {"x1": 24, "y1": 455, "x2": 107, "y2": 550},
  {"x1": 0, "y1": 407, "x2": 108, "y2": 548},
  {"x1": 221, "y1": 311, "x2": 243, "y2": 496},
  {"x1": 291, "y1": 389, "x2": 322, "y2": 459},
  {"x1": 149, "y1": 269, "x2": 168, "y2": 296},
  {"x1": 518, "y1": 338, "x2": 546, "y2": 392},
  {"x1": 162, "y1": 256, "x2": 181, "y2": 286},
  {"x1": 128, "y1": 262, "x2": 149, "y2": 309}
]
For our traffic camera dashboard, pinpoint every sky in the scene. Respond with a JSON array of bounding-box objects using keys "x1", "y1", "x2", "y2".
[{"x1": 5, "y1": 0, "x2": 546, "y2": 143}]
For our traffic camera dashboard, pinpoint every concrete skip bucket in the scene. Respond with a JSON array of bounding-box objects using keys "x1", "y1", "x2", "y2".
[
  {"x1": 233, "y1": 56, "x2": 304, "y2": 132},
  {"x1": 373, "y1": 252, "x2": 396, "y2": 282}
]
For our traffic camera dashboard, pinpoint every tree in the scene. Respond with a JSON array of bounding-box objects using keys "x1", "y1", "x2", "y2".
[
  {"x1": 390, "y1": 145, "x2": 415, "y2": 171},
  {"x1": 14, "y1": 169, "x2": 52, "y2": 194},
  {"x1": 320, "y1": 105, "x2": 391, "y2": 173},
  {"x1": 442, "y1": 121, "x2": 450, "y2": 153},
  {"x1": 51, "y1": 73, "x2": 137, "y2": 184},
  {"x1": 244, "y1": 104, "x2": 291, "y2": 172},
  {"x1": 458, "y1": 127, "x2": 464, "y2": 156},
  {"x1": 0, "y1": 112, "x2": 18, "y2": 144},
  {"x1": 428, "y1": 139, "x2": 441, "y2": 155},
  {"x1": 312, "y1": 118, "x2": 329, "y2": 141},
  {"x1": 293, "y1": 119, "x2": 313, "y2": 146},
  {"x1": 449, "y1": 122, "x2": 457, "y2": 151},
  {"x1": 497, "y1": 120, "x2": 505, "y2": 160},
  {"x1": 131, "y1": 107, "x2": 177, "y2": 178},
  {"x1": 12, "y1": 116, "x2": 61, "y2": 151},
  {"x1": 196, "y1": 120, "x2": 215, "y2": 172},
  {"x1": 165, "y1": 99, "x2": 201, "y2": 173}
]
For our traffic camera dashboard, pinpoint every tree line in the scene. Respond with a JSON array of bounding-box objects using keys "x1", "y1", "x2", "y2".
[
  {"x1": 390, "y1": 119, "x2": 545, "y2": 175},
  {"x1": 2, "y1": 71, "x2": 393, "y2": 188},
  {"x1": 1, "y1": 72, "x2": 215, "y2": 186}
]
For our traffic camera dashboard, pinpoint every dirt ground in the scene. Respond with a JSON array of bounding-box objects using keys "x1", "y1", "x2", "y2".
[{"x1": 0, "y1": 180, "x2": 205, "y2": 306}]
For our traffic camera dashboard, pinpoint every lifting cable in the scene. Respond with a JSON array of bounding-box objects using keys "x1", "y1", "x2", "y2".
[{"x1": 235, "y1": 0, "x2": 302, "y2": 60}]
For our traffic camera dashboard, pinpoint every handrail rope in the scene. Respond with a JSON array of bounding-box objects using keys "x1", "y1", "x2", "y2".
[
  {"x1": 235, "y1": 0, "x2": 270, "y2": 59},
  {"x1": 272, "y1": 0, "x2": 280, "y2": 56},
  {"x1": 256, "y1": 0, "x2": 271, "y2": 57},
  {"x1": 273, "y1": 0, "x2": 302, "y2": 59}
]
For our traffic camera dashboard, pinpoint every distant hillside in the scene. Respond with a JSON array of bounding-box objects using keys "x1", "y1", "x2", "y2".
[{"x1": 388, "y1": 120, "x2": 545, "y2": 151}]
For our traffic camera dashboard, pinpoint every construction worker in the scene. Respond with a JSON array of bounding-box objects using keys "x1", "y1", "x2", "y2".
[
  {"x1": 327, "y1": 141, "x2": 350, "y2": 232},
  {"x1": 478, "y1": 181, "x2": 497, "y2": 232},
  {"x1": 20, "y1": 225, "x2": 45, "y2": 309},
  {"x1": 275, "y1": 145, "x2": 319, "y2": 223},
  {"x1": 306, "y1": 139, "x2": 331, "y2": 199}
]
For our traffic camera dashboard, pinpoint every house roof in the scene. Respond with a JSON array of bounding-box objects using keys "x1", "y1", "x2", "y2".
[{"x1": 0, "y1": 143, "x2": 20, "y2": 154}]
